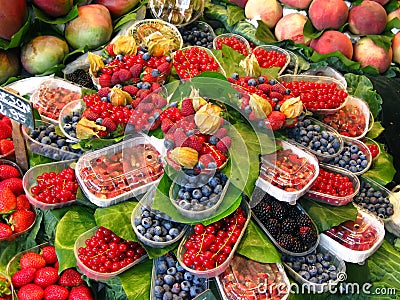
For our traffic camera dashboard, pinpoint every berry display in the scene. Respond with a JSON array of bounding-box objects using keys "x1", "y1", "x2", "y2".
[
  {"x1": 214, "y1": 35, "x2": 249, "y2": 56},
  {"x1": 327, "y1": 140, "x2": 370, "y2": 173},
  {"x1": 179, "y1": 23, "x2": 214, "y2": 49},
  {"x1": 65, "y1": 69, "x2": 96, "y2": 90},
  {"x1": 77, "y1": 226, "x2": 146, "y2": 273},
  {"x1": 253, "y1": 47, "x2": 288, "y2": 69},
  {"x1": 0, "y1": 272, "x2": 12, "y2": 300}
]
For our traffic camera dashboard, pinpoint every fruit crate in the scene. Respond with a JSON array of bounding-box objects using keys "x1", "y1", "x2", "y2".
[
  {"x1": 74, "y1": 226, "x2": 148, "y2": 281},
  {"x1": 302, "y1": 66, "x2": 347, "y2": 89},
  {"x1": 59, "y1": 99, "x2": 86, "y2": 142},
  {"x1": 149, "y1": 0, "x2": 204, "y2": 26},
  {"x1": 176, "y1": 200, "x2": 251, "y2": 278},
  {"x1": 257, "y1": 140, "x2": 320, "y2": 204},
  {"x1": 23, "y1": 159, "x2": 78, "y2": 210},
  {"x1": 320, "y1": 209, "x2": 385, "y2": 264},
  {"x1": 131, "y1": 201, "x2": 188, "y2": 248},
  {"x1": 305, "y1": 163, "x2": 360, "y2": 206},
  {"x1": 215, "y1": 254, "x2": 290, "y2": 300},
  {"x1": 75, "y1": 135, "x2": 164, "y2": 207},
  {"x1": 213, "y1": 33, "x2": 251, "y2": 56},
  {"x1": 282, "y1": 243, "x2": 346, "y2": 294},
  {"x1": 253, "y1": 45, "x2": 292, "y2": 76}
]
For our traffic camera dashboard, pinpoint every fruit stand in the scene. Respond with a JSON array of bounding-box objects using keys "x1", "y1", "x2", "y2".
[{"x1": 1, "y1": 0, "x2": 400, "y2": 300}]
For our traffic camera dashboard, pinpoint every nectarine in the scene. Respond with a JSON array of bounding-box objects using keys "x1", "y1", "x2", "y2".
[
  {"x1": 354, "y1": 37, "x2": 392, "y2": 73},
  {"x1": 348, "y1": 1, "x2": 387, "y2": 35},
  {"x1": 275, "y1": 13, "x2": 308, "y2": 45},
  {"x1": 310, "y1": 30, "x2": 353, "y2": 60},
  {"x1": 308, "y1": 0, "x2": 348, "y2": 31}
]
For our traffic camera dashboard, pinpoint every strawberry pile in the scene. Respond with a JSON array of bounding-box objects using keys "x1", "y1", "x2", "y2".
[
  {"x1": 0, "y1": 115, "x2": 14, "y2": 158},
  {"x1": 0, "y1": 273, "x2": 12, "y2": 300},
  {"x1": 0, "y1": 162, "x2": 35, "y2": 241},
  {"x1": 11, "y1": 245, "x2": 94, "y2": 300}
]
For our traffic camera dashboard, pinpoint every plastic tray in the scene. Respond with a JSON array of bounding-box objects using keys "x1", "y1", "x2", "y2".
[
  {"x1": 179, "y1": 21, "x2": 216, "y2": 48},
  {"x1": 285, "y1": 49, "x2": 300, "y2": 75},
  {"x1": 305, "y1": 164, "x2": 360, "y2": 206},
  {"x1": 253, "y1": 45, "x2": 291, "y2": 76},
  {"x1": 320, "y1": 209, "x2": 385, "y2": 264},
  {"x1": 21, "y1": 120, "x2": 82, "y2": 161},
  {"x1": 176, "y1": 200, "x2": 251, "y2": 278},
  {"x1": 131, "y1": 201, "x2": 188, "y2": 248},
  {"x1": 362, "y1": 137, "x2": 380, "y2": 162},
  {"x1": 215, "y1": 254, "x2": 290, "y2": 300},
  {"x1": 75, "y1": 135, "x2": 164, "y2": 207},
  {"x1": 257, "y1": 140, "x2": 319, "y2": 204},
  {"x1": 282, "y1": 243, "x2": 346, "y2": 294},
  {"x1": 31, "y1": 77, "x2": 82, "y2": 124},
  {"x1": 302, "y1": 66, "x2": 347, "y2": 89},
  {"x1": 213, "y1": 33, "x2": 251, "y2": 56},
  {"x1": 149, "y1": 0, "x2": 204, "y2": 26},
  {"x1": 278, "y1": 74, "x2": 348, "y2": 115},
  {"x1": 74, "y1": 226, "x2": 148, "y2": 281},
  {"x1": 59, "y1": 99, "x2": 86, "y2": 142},
  {"x1": 23, "y1": 159, "x2": 78, "y2": 210}
]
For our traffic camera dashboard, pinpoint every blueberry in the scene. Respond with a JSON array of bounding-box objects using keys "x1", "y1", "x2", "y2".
[
  {"x1": 143, "y1": 53, "x2": 151, "y2": 61},
  {"x1": 321, "y1": 272, "x2": 329, "y2": 282},
  {"x1": 180, "y1": 280, "x2": 191, "y2": 291},
  {"x1": 231, "y1": 73, "x2": 239, "y2": 80},
  {"x1": 176, "y1": 262, "x2": 184, "y2": 272},
  {"x1": 142, "y1": 217, "x2": 152, "y2": 228},
  {"x1": 301, "y1": 264, "x2": 309, "y2": 271},
  {"x1": 299, "y1": 270, "x2": 311, "y2": 280},
  {"x1": 244, "y1": 105, "x2": 252, "y2": 114},
  {"x1": 293, "y1": 261, "x2": 301, "y2": 271},
  {"x1": 192, "y1": 276, "x2": 205, "y2": 286},
  {"x1": 209, "y1": 136, "x2": 219, "y2": 145},
  {"x1": 309, "y1": 265, "x2": 318, "y2": 277},
  {"x1": 190, "y1": 286, "x2": 203, "y2": 298},
  {"x1": 41, "y1": 136, "x2": 51, "y2": 145},
  {"x1": 154, "y1": 226, "x2": 162, "y2": 236},
  {"x1": 248, "y1": 79, "x2": 257, "y2": 86},
  {"x1": 316, "y1": 253, "x2": 324, "y2": 262},
  {"x1": 175, "y1": 272, "x2": 183, "y2": 282},
  {"x1": 321, "y1": 260, "x2": 330, "y2": 268},
  {"x1": 157, "y1": 262, "x2": 168, "y2": 274},
  {"x1": 258, "y1": 76, "x2": 266, "y2": 84},
  {"x1": 154, "y1": 285, "x2": 165, "y2": 297},
  {"x1": 306, "y1": 254, "x2": 316, "y2": 264},
  {"x1": 178, "y1": 291, "x2": 188, "y2": 298},
  {"x1": 152, "y1": 69, "x2": 161, "y2": 77},
  {"x1": 328, "y1": 265, "x2": 336, "y2": 272},
  {"x1": 178, "y1": 200, "x2": 190, "y2": 210},
  {"x1": 201, "y1": 185, "x2": 212, "y2": 197},
  {"x1": 56, "y1": 139, "x2": 66, "y2": 147},
  {"x1": 269, "y1": 79, "x2": 276, "y2": 85},
  {"x1": 329, "y1": 271, "x2": 338, "y2": 280},
  {"x1": 192, "y1": 189, "x2": 202, "y2": 199},
  {"x1": 182, "y1": 192, "x2": 191, "y2": 200},
  {"x1": 163, "y1": 291, "x2": 173, "y2": 300},
  {"x1": 323, "y1": 254, "x2": 332, "y2": 261},
  {"x1": 142, "y1": 82, "x2": 151, "y2": 90},
  {"x1": 167, "y1": 267, "x2": 177, "y2": 275},
  {"x1": 183, "y1": 272, "x2": 193, "y2": 281},
  {"x1": 208, "y1": 177, "x2": 220, "y2": 188},
  {"x1": 207, "y1": 162, "x2": 217, "y2": 169},
  {"x1": 169, "y1": 228, "x2": 180, "y2": 238},
  {"x1": 214, "y1": 184, "x2": 223, "y2": 194},
  {"x1": 144, "y1": 232, "x2": 153, "y2": 240},
  {"x1": 309, "y1": 277, "x2": 318, "y2": 283}
]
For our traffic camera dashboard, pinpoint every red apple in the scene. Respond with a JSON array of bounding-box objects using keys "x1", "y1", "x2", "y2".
[{"x1": 0, "y1": 0, "x2": 28, "y2": 40}]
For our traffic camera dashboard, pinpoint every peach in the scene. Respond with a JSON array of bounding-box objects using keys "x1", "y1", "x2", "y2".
[
  {"x1": 245, "y1": 0, "x2": 283, "y2": 28},
  {"x1": 391, "y1": 32, "x2": 400, "y2": 64},
  {"x1": 308, "y1": 0, "x2": 348, "y2": 31},
  {"x1": 0, "y1": 0, "x2": 28, "y2": 40},
  {"x1": 93, "y1": 0, "x2": 139, "y2": 17},
  {"x1": 370, "y1": 0, "x2": 389, "y2": 5},
  {"x1": 348, "y1": 1, "x2": 387, "y2": 35},
  {"x1": 32, "y1": 0, "x2": 73, "y2": 17},
  {"x1": 278, "y1": 0, "x2": 312, "y2": 9},
  {"x1": 310, "y1": 30, "x2": 353, "y2": 60},
  {"x1": 0, "y1": 50, "x2": 20, "y2": 84},
  {"x1": 354, "y1": 37, "x2": 392, "y2": 73},
  {"x1": 275, "y1": 13, "x2": 308, "y2": 45}
]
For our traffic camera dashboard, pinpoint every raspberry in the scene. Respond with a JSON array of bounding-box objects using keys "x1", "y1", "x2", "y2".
[
  {"x1": 154, "y1": 94, "x2": 168, "y2": 108},
  {"x1": 258, "y1": 83, "x2": 272, "y2": 93},
  {"x1": 198, "y1": 154, "x2": 214, "y2": 169},
  {"x1": 83, "y1": 110, "x2": 100, "y2": 121},
  {"x1": 157, "y1": 62, "x2": 171, "y2": 74},
  {"x1": 181, "y1": 98, "x2": 195, "y2": 117},
  {"x1": 97, "y1": 87, "x2": 110, "y2": 98},
  {"x1": 161, "y1": 118, "x2": 174, "y2": 133},
  {"x1": 102, "y1": 118, "x2": 117, "y2": 132},
  {"x1": 111, "y1": 72, "x2": 120, "y2": 85},
  {"x1": 188, "y1": 135, "x2": 203, "y2": 152},
  {"x1": 151, "y1": 82, "x2": 162, "y2": 92},
  {"x1": 122, "y1": 85, "x2": 138, "y2": 96},
  {"x1": 140, "y1": 102, "x2": 154, "y2": 113},
  {"x1": 265, "y1": 111, "x2": 286, "y2": 130},
  {"x1": 216, "y1": 136, "x2": 231, "y2": 153},
  {"x1": 173, "y1": 129, "x2": 188, "y2": 147},
  {"x1": 136, "y1": 89, "x2": 151, "y2": 99},
  {"x1": 269, "y1": 91, "x2": 284, "y2": 101},
  {"x1": 118, "y1": 69, "x2": 131, "y2": 82},
  {"x1": 130, "y1": 64, "x2": 143, "y2": 78},
  {"x1": 98, "y1": 74, "x2": 112, "y2": 87},
  {"x1": 271, "y1": 84, "x2": 286, "y2": 94},
  {"x1": 214, "y1": 128, "x2": 227, "y2": 139}
]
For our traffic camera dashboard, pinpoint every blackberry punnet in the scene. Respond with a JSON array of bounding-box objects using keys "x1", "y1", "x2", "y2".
[
  {"x1": 179, "y1": 24, "x2": 214, "y2": 49},
  {"x1": 66, "y1": 69, "x2": 96, "y2": 90}
]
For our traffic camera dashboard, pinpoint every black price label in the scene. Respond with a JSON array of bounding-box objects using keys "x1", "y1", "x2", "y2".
[
  {"x1": 194, "y1": 289, "x2": 217, "y2": 300},
  {"x1": 0, "y1": 87, "x2": 34, "y2": 129}
]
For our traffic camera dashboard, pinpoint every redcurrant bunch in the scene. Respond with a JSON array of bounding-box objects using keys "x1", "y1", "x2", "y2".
[
  {"x1": 310, "y1": 168, "x2": 355, "y2": 197},
  {"x1": 252, "y1": 48, "x2": 287, "y2": 69}
]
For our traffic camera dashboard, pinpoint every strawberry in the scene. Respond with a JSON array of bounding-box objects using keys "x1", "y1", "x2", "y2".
[
  {"x1": 9, "y1": 209, "x2": 35, "y2": 233},
  {"x1": 157, "y1": 62, "x2": 171, "y2": 75},
  {"x1": 180, "y1": 98, "x2": 195, "y2": 117},
  {"x1": 16, "y1": 194, "x2": 31, "y2": 210},
  {"x1": 0, "y1": 187, "x2": 16, "y2": 213},
  {"x1": 97, "y1": 87, "x2": 110, "y2": 98},
  {"x1": 265, "y1": 111, "x2": 286, "y2": 130},
  {"x1": 105, "y1": 44, "x2": 115, "y2": 56},
  {"x1": 173, "y1": 129, "x2": 188, "y2": 147},
  {"x1": 34, "y1": 266, "x2": 59, "y2": 288},
  {"x1": 101, "y1": 118, "x2": 117, "y2": 132},
  {"x1": 18, "y1": 283, "x2": 44, "y2": 300},
  {"x1": 41, "y1": 246, "x2": 58, "y2": 265},
  {"x1": 188, "y1": 135, "x2": 203, "y2": 152},
  {"x1": 20, "y1": 252, "x2": 46, "y2": 270},
  {"x1": 0, "y1": 177, "x2": 23, "y2": 196},
  {"x1": 142, "y1": 73, "x2": 158, "y2": 83},
  {"x1": 0, "y1": 115, "x2": 12, "y2": 127},
  {"x1": 44, "y1": 284, "x2": 69, "y2": 300},
  {"x1": 122, "y1": 85, "x2": 138, "y2": 96},
  {"x1": 118, "y1": 69, "x2": 131, "y2": 82},
  {"x1": 0, "y1": 223, "x2": 12, "y2": 239},
  {"x1": 0, "y1": 140, "x2": 14, "y2": 155},
  {"x1": 130, "y1": 64, "x2": 143, "y2": 78},
  {"x1": 0, "y1": 164, "x2": 21, "y2": 180},
  {"x1": 216, "y1": 136, "x2": 232, "y2": 153},
  {"x1": 11, "y1": 267, "x2": 36, "y2": 288},
  {"x1": 82, "y1": 111, "x2": 99, "y2": 122},
  {"x1": 58, "y1": 269, "x2": 83, "y2": 288},
  {"x1": 214, "y1": 128, "x2": 227, "y2": 139},
  {"x1": 269, "y1": 91, "x2": 284, "y2": 101},
  {"x1": 98, "y1": 74, "x2": 112, "y2": 88},
  {"x1": 0, "y1": 122, "x2": 12, "y2": 140},
  {"x1": 68, "y1": 285, "x2": 94, "y2": 300},
  {"x1": 54, "y1": 261, "x2": 59, "y2": 271},
  {"x1": 161, "y1": 118, "x2": 174, "y2": 133}
]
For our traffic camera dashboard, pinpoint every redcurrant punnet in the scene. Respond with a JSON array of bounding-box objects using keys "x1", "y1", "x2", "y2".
[
  {"x1": 310, "y1": 168, "x2": 355, "y2": 197},
  {"x1": 215, "y1": 35, "x2": 249, "y2": 56},
  {"x1": 253, "y1": 47, "x2": 287, "y2": 69}
]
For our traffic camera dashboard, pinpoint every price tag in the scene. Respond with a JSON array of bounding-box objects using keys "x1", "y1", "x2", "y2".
[
  {"x1": 0, "y1": 87, "x2": 34, "y2": 130},
  {"x1": 194, "y1": 289, "x2": 217, "y2": 300},
  {"x1": 176, "y1": 0, "x2": 191, "y2": 10}
]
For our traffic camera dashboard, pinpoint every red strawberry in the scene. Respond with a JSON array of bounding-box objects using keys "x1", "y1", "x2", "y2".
[
  {"x1": 44, "y1": 284, "x2": 69, "y2": 300},
  {"x1": 58, "y1": 269, "x2": 83, "y2": 288},
  {"x1": 130, "y1": 64, "x2": 143, "y2": 78},
  {"x1": 173, "y1": 129, "x2": 188, "y2": 147},
  {"x1": 161, "y1": 118, "x2": 174, "y2": 133},
  {"x1": 0, "y1": 223, "x2": 12, "y2": 239},
  {"x1": 0, "y1": 140, "x2": 14, "y2": 155},
  {"x1": 216, "y1": 136, "x2": 232, "y2": 153},
  {"x1": 257, "y1": 83, "x2": 272, "y2": 93},
  {"x1": 0, "y1": 177, "x2": 24, "y2": 196},
  {"x1": 34, "y1": 266, "x2": 59, "y2": 288},
  {"x1": 142, "y1": 73, "x2": 158, "y2": 83},
  {"x1": 180, "y1": 98, "x2": 195, "y2": 117},
  {"x1": 284, "y1": 117, "x2": 298, "y2": 128},
  {"x1": 157, "y1": 62, "x2": 171, "y2": 74},
  {"x1": 188, "y1": 135, "x2": 203, "y2": 152},
  {"x1": 20, "y1": 252, "x2": 46, "y2": 270},
  {"x1": 269, "y1": 91, "x2": 284, "y2": 101},
  {"x1": 122, "y1": 85, "x2": 138, "y2": 96},
  {"x1": 9, "y1": 209, "x2": 35, "y2": 233},
  {"x1": 214, "y1": 128, "x2": 227, "y2": 139},
  {"x1": 105, "y1": 44, "x2": 115, "y2": 56},
  {"x1": 98, "y1": 74, "x2": 112, "y2": 88},
  {"x1": 265, "y1": 111, "x2": 286, "y2": 130},
  {"x1": 54, "y1": 261, "x2": 59, "y2": 271},
  {"x1": 97, "y1": 87, "x2": 110, "y2": 98},
  {"x1": 0, "y1": 122, "x2": 12, "y2": 140},
  {"x1": 0, "y1": 187, "x2": 16, "y2": 213},
  {"x1": 11, "y1": 267, "x2": 37, "y2": 288},
  {"x1": 17, "y1": 283, "x2": 44, "y2": 300},
  {"x1": 101, "y1": 118, "x2": 117, "y2": 132},
  {"x1": 41, "y1": 246, "x2": 58, "y2": 265},
  {"x1": 0, "y1": 115, "x2": 12, "y2": 127},
  {"x1": 68, "y1": 285, "x2": 94, "y2": 300},
  {"x1": 118, "y1": 69, "x2": 131, "y2": 82},
  {"x1": 0, "y1": 164, "x2": 21, "y2": 180},
  {"x1": 82, "y1": 111, "x2": 99, "y2": 122},
  {"x1": 16, "y1": 194, "x2": 31, "y2": 210}
]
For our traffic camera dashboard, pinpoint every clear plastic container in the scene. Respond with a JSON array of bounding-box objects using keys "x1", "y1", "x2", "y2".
[
  {"x1": 213, "y1": 33, "x2": 251, "y2": 56},
  {"x1": 278, "y1": 74, "x2": 348, "y2": 115},
  {"x1": 75, "y1": 136, "x2": 164, "y2": 207},
  {"x1": 176, "y1": 200, "x2": 251, "y2": 278},
  {"x1": 285, "y1": 49, "x2": 300, "y2": 75},
  {"x1": 362, "y1": 137, "x2": 380, "y2": 162},
  {"x1": 169, "y1": 178, "x2": 230, "y2": 220},
  {"x1": 23, "y1": 159, "x2": 77, "y2": 210},
  {"x1": 215, "y1": 254, "x2": 290, "y2": 300},
  {"x1": 131, "y1": 200, "x2": 188, "y2": 248},
  {"x1": 320, "y1": 209, "x2": 385, "y2": 264},
  {"x1": 302, "y1": 66, "x2": 347, "y2": 89},
  {"x1": 305, "y1": 164, "x2": 360, "y2": 206},
  {"x1": 0, "y1": 159, "x2": 23, "y2": 177},
  {"x1": 179, "y1": 21, "x2": 216, "y2": 48},
  {"x1": 59, "y1": 99, "x2": 86, "y2": 142},
  {"x1": 257, "y1": 140, "x2": 319, "y2": 204},
  {"x1": 282, "y1": 243, "x2": 346, "y2": 294},
  {"x1": 252, "y1": 45, "x2": 291, "y2": 76},
  {"x1": 31, "y1": 77, "x2": 82, "y2": 124},
  {"x1": 149, "y1": 0, "x2": 204, "y2": 26},
  {"x1": 22, "y1": 120, "x2": 82, "y2": 161},
  {"x1": 74, "y1": 227, "x2": 148, "y2": 281},
  {"x1": 0, "y1": 271, "x2": 14, "y2": 300}
]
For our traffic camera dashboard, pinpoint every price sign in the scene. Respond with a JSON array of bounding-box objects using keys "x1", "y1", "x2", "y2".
[
  {"x1": 0, "y1": 87, "x2": 34, "y2": 129},
  {"x1": 194, "y1": 289, "x2": 217, "y2": 300}
]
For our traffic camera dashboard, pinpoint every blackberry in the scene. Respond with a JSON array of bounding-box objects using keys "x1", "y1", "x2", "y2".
[
  {"x1": 179, "y1": 24, "x2": 214, "y2": 49},
  {"x1": 277, "y1": 233, "x2": 294, "y2": 250},
  {"x1": 270, "y1": 201, "x2": 288, "y2": 220},
  {"x1": 298, "y1": 226, "x2": 318, "y2": 248},
  {"x1": 65, "y1": 69, "x2": 96, "y2": 90},
  {"x1": 281, "y1": 218, "x2": 298, "y2": 234},
  {"x1": 286, "y1": 207, "x2": 300, "y2": 219},
  {"x1": 290, "y1": 237, "x2": 306, "y2": 253},
  {"x1": 253, "y1": 201, "x2": 272, "y2": 221},
  {"x1": 264, "y1": 218, "x2": 280, "y2": 237},
  {"x1": 297, "y1": 214, "x2": 312, "y2": 227}
]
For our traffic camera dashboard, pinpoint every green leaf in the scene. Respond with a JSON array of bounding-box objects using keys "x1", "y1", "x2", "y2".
[
  {"x1": 255, "y1": 21, "x2": 277, "y2": 43},
  {"x1": 367, "y1": 121, "x2": 384, "y2": 139},
  {"x1": 227, "y1": 5, "x2": 245, "y2": 27},
  {"x1": 364, "y1": 142, "x2": 396, "y2": 185},
  {"x1": 75, "y1": 187, "x2": 99, "y2": 210},
  {"x1": 303, "y1": 19, "x2": 322, "y2": 44},
  {"x1": 299, "y1": 199, "x2": 358, "y2": 232},
  {"x1": 55, "y1": 207, "x2": 96, "y2": 272},
  {"x1": 101, "y1": 277, "x2": 129, "y2": 300},
  {"x1": 311, "y1": 50, "x2": 360, "y2": 69},
  {"x1": 113, "y1": 2, "x2": 148, "y2": 32},
  {"x1": 386, "y1": 0, "x2": 400, "y2": 13},
  {"x1": 260, "y1": 66, "x2": 280, "y2": 79},
  {"x1": 78, "y1": 136, "x2": 125, "y2": 151},
  {"x1": 32, "y1": 5, "x2": 78, "y2": 24},
  {"x1": 237, "y1": 220, "x2": 281, "y2": 263},
  {"x1": 214, "y1": 45, "x2": 246, "y2": 77},
  {"x1": 95, "y1": 201, "x2": 138, "y2": 242},
  {"x1": 63, "y1": 46, "x2": 89, "y2": 64},
  {"x1": 142, "y1": 241, "x2": 179, "y2": 259},
  {"x1": 0, "y1": 14, "x2": 31, "y2": 50},
  {"x1": 118, "y1": 259, "x2": 152, "y2": 300},
  {"x1": 367, "y1": 35, "x2": 393, "y2": 52},
  {"x1": 395, "y1": 238, "x2": 400, "y2": 251},
  {"x1": 28, "y1": 152, "x2": 55, "y2": 167},
  {"x1": 385, "y1": 17, "x2": 400, "y2": 32}
]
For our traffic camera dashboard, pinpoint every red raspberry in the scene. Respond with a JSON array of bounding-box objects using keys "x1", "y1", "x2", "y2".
[
  {"x1": 216, "y1": 136, "x2": 232, "y2": 153},
  {"x1": 198, "y1": 154, "x2": 214, "y2": 169},
  {"x1": 140, "y1": 102, "x2": 154, "y2": 113},
  {"x1": 153, "y1": 94, "x2": 168, "y2": 108},
  {"x1": 161, "y1": 118, "x2": 174, "y2": 133},
  {"x1": 118, "y1": 69, "x2": 131, "y2": 82},
  {"x1": 142, "y1": 73, "x2": 158, "y2": 83},
  {"x1": 180, "y1": 98, "x2": 195, "y2": 117},
  {"x1": 270, "y1": 84, "x2": 286, "y2": 94},
  {"x1": 130, "y1": 64, "x2": 143, "y2": 78},
  {"x1": 97, "y1": 87, "x2": 110, "y2": 98},
  {"x1": 188, "y1": 135, "x2": 203, "y2": 152},
  {"x1": 173, "y1": 129, "x2": 188, "y2": 147},
  {"x1": 136, "y1": 89, "x2": 151, "y2": 99},
  {"x1": 151, "y1": 82, "x2": 162, "y2": 92},
  {"x1": 98, "y1": 74, "x2": 112, "y2": 87},
  {"x1": 157, "y1": 62, "x2": 172, "y2": 74},
  {"x1": 102, "y1": 118, "x2": 117, "y2": 132},
  {"x1": 269, "y1": 91, "x2": 284, "y2": 101},
  {"x1": 265, "y1": 111, "x2": 286, "y2": 130},
  {"x1": 257, "y1": 83, "x2": 272, "y2": 93},
  {"x1": 111, "y1": 72, "x2": 120, "y2": 85},
  {"x1": 83, "y1": 110, "x2": 100, "y2": 121},
  {"x1": 214, "y1": 128, "x2": 227, "y2": 139},
  {"x1": 122, "y1": 85, "x2": 139, "y2": 96}
]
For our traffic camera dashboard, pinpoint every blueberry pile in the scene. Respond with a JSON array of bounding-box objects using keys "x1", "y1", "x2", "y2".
[
  {"x1": 327, "y1": 141, "x2": 369, "y2": 173},
  {"x1": 179, "y1": 23, "x2": 214, "y2": 49},
  {"x1": 282, "y1": 250, "x2": 339, "y2": 284},
  {"x1": 134, "y1": 207, "x2": 185, "y2": 244},
  {"x1": 354, "y1": 180, "x2": 394, "y2": 219},
  {"x1": 175, "y1": 172, "x2": 228, "y2": 212},
  {"x1": 153, "y1": 253, "x2": 207, "y2": 300},
  {"x1": 286, "y1": 118, "x2": 342, "y2": 157},
  {"x1": 29, "y1": 123, "x2": 83, "y2": 160},
  {"x1": 62, "y1": 110, "x2": 82, "y2": 139}
]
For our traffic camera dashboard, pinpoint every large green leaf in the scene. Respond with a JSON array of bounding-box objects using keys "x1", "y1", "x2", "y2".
[
  {"x1": 32, "y1": 5, "x2": 78, "y2": 24},
  {"x1": 118, "y1": 259, "x2": 152, "y2": 300},
  {"x1": 236, "y1": 220, "x2": 281, "y2": 263},
  {"x1": 227, "y1": 5, "x2": 245, "y2": 27},
  {"x1": 55, "y1": 207, "x2": 96, "y2": 272},
  {"x1": 101, "y1": 277, "x2": 129, "y2": 300},
  {"x1": 367, "y1": 121, "x2": 384, "y2": 139},
  {"x1": 255, "y1": 20, "x2": 277, "y2": 43},
  {"x1": 299, "y1": 199, "x2": 358, "y2": 232},
  {"x1": 364, "y1": 142, "x2": 396, "y2": 185}
]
